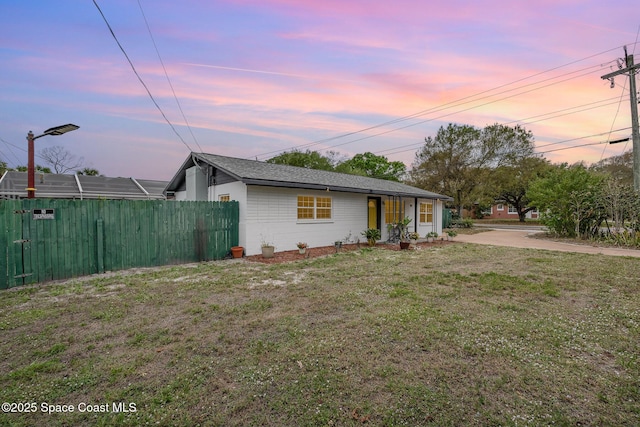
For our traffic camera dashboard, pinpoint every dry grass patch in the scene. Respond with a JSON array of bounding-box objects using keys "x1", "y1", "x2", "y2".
[{"x1": 0, "y1": 245, "x2": 638, "y2": 426}]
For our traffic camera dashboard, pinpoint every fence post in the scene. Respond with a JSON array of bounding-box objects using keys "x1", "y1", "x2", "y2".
[{"x1": 96, "y1": 218, "x2": 105, "y2": 273}]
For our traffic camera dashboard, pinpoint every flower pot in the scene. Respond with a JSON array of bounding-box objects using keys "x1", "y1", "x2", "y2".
[
  {"x1": 298, "y1": 247, "x2": 306, "y2": 254},
  {"x1": 261, "y1": 245, "x2": 275, "y2": 258},
  {"x1": 231, "y1": 246, "x2": 244, "y2": 258},
  {"x1": 427, "y1": 237, "x2": 434, "y2": 243},
  {"x1": 400, "y1": 241, "x2": 411, "y2": 250}
]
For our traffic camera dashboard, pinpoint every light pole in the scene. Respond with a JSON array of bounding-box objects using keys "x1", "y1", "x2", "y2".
[{"x1": 26, "y1": 124, "x2": 79, "y2": 198}]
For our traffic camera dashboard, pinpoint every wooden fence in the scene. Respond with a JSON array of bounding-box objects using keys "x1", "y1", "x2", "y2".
[{"x1": 1, "y1": 199, "x2": 239, "y2": 289}]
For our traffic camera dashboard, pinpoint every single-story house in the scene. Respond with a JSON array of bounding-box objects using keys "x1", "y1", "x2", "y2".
[
  {"x1": 0, "y1": 171, "x2": 168, "y2": 200},
  {"x1": 165, "y1": 153, "x2": 453, "y2": 256}
]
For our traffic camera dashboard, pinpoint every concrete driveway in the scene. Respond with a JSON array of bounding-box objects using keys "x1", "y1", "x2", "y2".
[{"x1": 455, "y1": 229, "x2": 640, "y2": 258}]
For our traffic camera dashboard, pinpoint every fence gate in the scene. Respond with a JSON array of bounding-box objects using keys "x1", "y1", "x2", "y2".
[{"x1": 11, "y1": 208, "x2": 33, "y2": 286}]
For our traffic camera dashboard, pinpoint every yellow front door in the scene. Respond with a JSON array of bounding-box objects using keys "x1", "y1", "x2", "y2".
[{"x1": 368, "y1": 199, "x2": 378, "y2": 229}]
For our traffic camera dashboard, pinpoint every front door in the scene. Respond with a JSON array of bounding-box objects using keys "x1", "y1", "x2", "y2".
[{"x1": 367, "y1": 197, "x2": 381, "y2": 230}]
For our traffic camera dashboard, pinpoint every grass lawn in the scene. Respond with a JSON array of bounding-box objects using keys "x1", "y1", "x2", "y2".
[{"x1": 1, "y1": 243, "x2": 639, "y2": 426}]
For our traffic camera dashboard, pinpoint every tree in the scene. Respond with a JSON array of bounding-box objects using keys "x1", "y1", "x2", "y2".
[
  {"x1": 339, "y1": 152, "x2": 406, "y2": 181},
  {"x1": 490, "y1": 156, "x2": 552, "y2": 222},
  {"x1": 591, "y1": 150, "x2": 633, "y2": 186},
  {"x1": 76, "y1": 168, "x2": 101, "y2": 176},
  {"x1": 267, "y1": 149, "x2": 406, "y2": 182},
  {"x1": 528, "y1": 163, "x2": 607, "y2": 238},
  {"x1": 16, "y1": 165, "x2": 52, "y2": 174},
  {"x1": 409, "y1": 123, "x2": 535, "y2": 215},
  {"x1": 267, "y1": 149, "x2": 336, "y2": 170},
  {"x1": 39, "y1": 145, "x2": 84, "y2": 174},
  {"x1": 0, "y1": 161, "x2": 8, "y2": 176}
]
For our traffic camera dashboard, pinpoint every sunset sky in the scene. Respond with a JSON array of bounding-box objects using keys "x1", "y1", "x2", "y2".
[{"x1": 1, "y1": 1, "x2": 638, "y2": 180}]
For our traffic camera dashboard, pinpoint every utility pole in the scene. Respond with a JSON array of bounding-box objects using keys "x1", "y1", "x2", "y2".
[{"x1": 601, "y1": 46, "x2": 640, "y2": 191}]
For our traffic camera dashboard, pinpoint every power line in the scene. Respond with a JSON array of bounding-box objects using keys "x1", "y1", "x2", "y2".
[
  {"x1": 538, "y1": 140, "x2": 610, "y2": 155},
  {"x1": 92, "y1": 0, "x2": 194, "y2": 153},
  {"x1": 137, "y1": 0, "x2": 203, "y2": 152},
  {"x1": 535, "y1": 127, "x2": 631, "y2": 149},
  {"x1": 376, "y1": 127, "x2": 633, "y2": 159},
  {"x1": 253, "y1": 45, "x2": 633, "y2": 160},
  {"x1": 612, "y1": 27, "x2": 640, "y2": 156},
  {"x1": 326, "y1": 63, "x2": 628, "y2": 160},
  {"x1": 506, "y1": 95, "x2": 629, "y2": 127},
  {"x1": 368, "y1": 75, "x2": 624, "y2": 158},
  {"x1": 0, "y1": 136, "x2": 23, "y2": 166},
  {"x1": 257, "y1": 62, "x2": 612, "y2": 160},
  {"x1": 0, "y1": 136, "x2": 67, "y2": 167}
]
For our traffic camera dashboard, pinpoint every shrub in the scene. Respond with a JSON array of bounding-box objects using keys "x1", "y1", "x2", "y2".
[
  {"x1": 452, "y1": 218, "x2": 474, "y2": 228},
  {"x1": 361, "y1": 228, "x2": 381, "y2": 246}
]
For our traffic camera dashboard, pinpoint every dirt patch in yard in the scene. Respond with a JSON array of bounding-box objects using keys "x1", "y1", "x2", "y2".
[{"x1": 245, "y1": 240, "x2": 456, "y2": 264}]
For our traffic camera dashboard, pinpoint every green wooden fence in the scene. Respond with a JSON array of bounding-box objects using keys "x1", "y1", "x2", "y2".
[
  {"x1": 442, "y1": 208, "x2": 453, "y2": 229},
  {"x1": 1, "y1": 199, "x2": 239, "y2": 289}
]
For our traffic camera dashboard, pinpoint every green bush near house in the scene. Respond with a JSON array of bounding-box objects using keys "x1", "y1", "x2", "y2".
[{"x1": 361, "y1": 228, "x2": 381, "y2": 246}]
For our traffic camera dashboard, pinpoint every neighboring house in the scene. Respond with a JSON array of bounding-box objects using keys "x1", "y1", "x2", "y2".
[
  {"x1": 480, "y1": 203, "x2": 539, "y2": 220},
  {"x1": 165, "y1": 152, "x2": 453, "y2": 256},
  {"x1": 0, "y1": 171, "x2": 167, "y2": 200}
]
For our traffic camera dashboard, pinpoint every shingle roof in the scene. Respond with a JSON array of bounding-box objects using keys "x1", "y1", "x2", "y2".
[
  {"x1": 167, "y1": 152, "x2": 452, "y2": 200},
  {"x1": 0, "y1": 171, "x2": 167, "y2": 200}
]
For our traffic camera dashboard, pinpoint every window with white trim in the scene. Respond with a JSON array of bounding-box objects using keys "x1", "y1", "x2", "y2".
[
  {"x1": 297, "y1": 195, "x2": 332, "y2": 220},
  {"x1": 419, "y1": 202, "x2": 433, "y2": 223},
  {"x1": 508, "y1": 205, "x2": 518, "y2": 214},
  {"x1": 497, "y1": 203, "x2": 504, "y2": 211},
  {"x1": 218, "y1": 194, "x2": 230, "y2": 202}
]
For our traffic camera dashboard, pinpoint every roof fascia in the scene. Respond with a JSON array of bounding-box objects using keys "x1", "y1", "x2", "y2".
[{"x1": 243, "y1": 179, "x2": 451, "y2": 199}]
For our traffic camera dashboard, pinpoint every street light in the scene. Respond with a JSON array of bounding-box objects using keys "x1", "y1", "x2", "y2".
[{"x1": 26, "y1": 124, "x2": 79, "y2": 198}]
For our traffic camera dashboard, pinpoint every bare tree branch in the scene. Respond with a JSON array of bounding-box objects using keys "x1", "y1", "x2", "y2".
[{"x1": 39, "y1": 145, "x2": 84, "y2": 174}]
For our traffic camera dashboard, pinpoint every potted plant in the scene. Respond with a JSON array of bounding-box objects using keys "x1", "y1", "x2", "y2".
[
  {"x1": 362, "y1": 228, "x2": 381, "y2": 247},
  {"x1": 230, "y1": 246, "x2": 244, "y2": 258},
  {"x1": 398, "y1": 217, "x2": 413, "y2": 249},
  {"x1": 447, "y1": 230, "x2": 458, "y2": 240},
  {"x1": 296, "y1": 242, "x2": 308, "y2": 254},
  {"x1": 408, "y1": 232, "x2": 419, "y2": 248},
  {"x1": 334, "y1": 240, "x2": 343, "y2": 252},
  {"x1": 261, "y1": 238, "x2": 275, "y2": 258},
  {"x1": 426, "y1": 231, "x2": 438, "y2": 243}
]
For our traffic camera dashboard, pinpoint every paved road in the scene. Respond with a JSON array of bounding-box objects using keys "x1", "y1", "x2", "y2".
[{"x1": 455, "y1": 229, "x2": 640, "y2": 258}]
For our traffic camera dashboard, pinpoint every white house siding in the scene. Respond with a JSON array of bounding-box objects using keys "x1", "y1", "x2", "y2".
[
  {"x1": 243, "y1": 186, "x2": 369, "y2": 256},
  {"x1": 176, "y1": 180, "x2": 445, "y2": 256},
  {"x1": 413, "y1": 198, "x2": 443, "y2": 238}
]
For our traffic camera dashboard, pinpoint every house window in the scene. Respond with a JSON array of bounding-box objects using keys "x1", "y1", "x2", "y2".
[
  {"x1": 297, "y1": 195, "x2": 332, "y2": 220},
  {"x1": 419, "y1": 202, "x2": 433, "y2": 223},
  {"x1": 508, "y1": 205, "x2": 518, "y2": 214},
  {"x1": 218, "y1": 194, "x2": 230, "y2": 202},
  {"x1": 385, "y1": 199, "x2": 402, "y2": 224},
  {"x1": 316, "y1": 196, "x2": 332, "y2": 219},
  {"x1": 497, "y1": 203, "x2": 504, "y2": 211}
]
